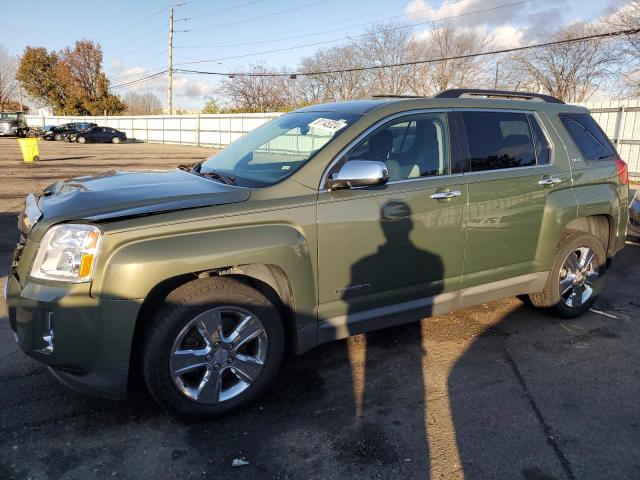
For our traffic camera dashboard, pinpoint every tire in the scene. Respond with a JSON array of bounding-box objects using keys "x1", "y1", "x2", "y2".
[
  {"x1": 112, "y1": 136, "x2": 121, "y2": 144},
  {"x1": 54, "y1": 133, "x2": 62, "y2": 141},
  {"x1": 77, "y1": 136, "x2": 86, "y2": 144},
  {"x1": 142, "y1": 276, "x2": 285, "y2": 418},
  {"x1": 528, "y1": 230, "x2": 606, "y2": 318}
]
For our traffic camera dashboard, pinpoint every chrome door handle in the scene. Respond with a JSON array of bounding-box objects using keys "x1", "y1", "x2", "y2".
[
  {"x1": 430, "y1": 190, "x2": 462, "y2": 199},
  {"x1": 538, "y1": 177, "x2": 562, "y2": 186}
]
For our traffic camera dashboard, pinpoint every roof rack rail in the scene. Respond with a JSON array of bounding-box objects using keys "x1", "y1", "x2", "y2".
[
  {"x1": 371, "y1": 94, "x2": 425, "y2": 99},
  {"x1": 433, "y1": 88, "x2": 564, "y2": 104}
]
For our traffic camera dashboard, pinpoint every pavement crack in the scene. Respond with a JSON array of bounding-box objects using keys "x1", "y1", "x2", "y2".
[{"x1": 502, "y1": 346, "x2": 576, "y2": 480}]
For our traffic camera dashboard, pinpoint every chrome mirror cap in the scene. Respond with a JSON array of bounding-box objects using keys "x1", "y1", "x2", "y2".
[{"x1": 328, "y1": 160, "x2": 389, "y2": 190}]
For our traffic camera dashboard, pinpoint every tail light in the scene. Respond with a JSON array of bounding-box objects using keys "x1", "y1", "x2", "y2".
[{"x1": 616, "y1": 158, "x2": 629, "y2": 185}]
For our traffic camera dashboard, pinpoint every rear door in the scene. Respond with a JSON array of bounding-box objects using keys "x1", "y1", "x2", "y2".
[{"x1": 458, "y1": 109, "x2": 570, "y2": 299}]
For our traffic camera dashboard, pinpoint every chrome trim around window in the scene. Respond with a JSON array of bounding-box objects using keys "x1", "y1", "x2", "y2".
[{"x1": 318, "y1": 106, "x2": 558, "y2": 191}]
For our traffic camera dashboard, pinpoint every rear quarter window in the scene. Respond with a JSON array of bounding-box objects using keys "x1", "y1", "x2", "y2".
[{"x1": 558, "y1": 113, "x2": 616, "y2": 161}]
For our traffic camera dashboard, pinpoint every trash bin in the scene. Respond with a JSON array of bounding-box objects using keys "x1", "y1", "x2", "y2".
[{"x1": 17, "y1": 137, "x2": 40, "y2": 163}]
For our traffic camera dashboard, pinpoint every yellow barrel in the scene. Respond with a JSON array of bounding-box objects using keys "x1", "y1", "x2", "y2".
[{"x1": 17, "y1": 137, "x2": 40, "y2": 163}]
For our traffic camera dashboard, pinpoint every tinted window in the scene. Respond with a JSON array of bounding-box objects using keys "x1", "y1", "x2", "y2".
[
  {"x1": 461, "y1": 111, "x2": 537, "y2": 171},
  {"x1": 345, "y1": 112, "x2": 449, "y2": 181},
  {"x1": 529, "y1": 115, "x2": 551, "y2": 165},
  {"x1": 559, "y1": 113, "x2": 615, "y2": 161}
]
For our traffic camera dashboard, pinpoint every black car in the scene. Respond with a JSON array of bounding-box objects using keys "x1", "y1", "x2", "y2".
[
  {"x1": 629, "y1": 188, "x2": 640, "y2": 242},
  {"x1": 73, "y1": 126, "x2": 127, "y2": 144},
  {"x1": 43, "y1": 122, "x2": 97, "y2": 141}
]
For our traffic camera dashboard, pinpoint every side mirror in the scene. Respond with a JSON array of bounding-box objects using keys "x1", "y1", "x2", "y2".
[{"x1": 328, "y1": 160, "x2": 389, "y2": 190}]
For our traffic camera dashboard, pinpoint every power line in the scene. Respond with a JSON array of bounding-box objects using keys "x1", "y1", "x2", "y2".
[
  {"x1": 175, "y1": 0, "x2": 530, "y2": 66},
  {"x1": 111, "y1": 70, "x2": 168, "y2": 89},
  {"x1": 183, "y1": 0, "x2": 329, "y2": 33},
  {"x1": 179, "y1": 0, "x2": 267, "y2": 20},
  {"x1": 103, "y1": 25, "x2": 166, "y2": 53},
  {"x1": 172, "y1": 27, "x2": 640, "y2": 78},
  {"x1": 174, "y1": 0, "x2": 488, "y2": 49},
  {"x1": 98, "y1": 4, "x2": 171, "y2": 41}
]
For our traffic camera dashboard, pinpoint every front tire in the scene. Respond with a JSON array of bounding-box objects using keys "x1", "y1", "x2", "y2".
[
  {"x1": 528, "y1": 230, "x2": 606, "y2": 318},
  {"x1": 54, "y1": 133, "x2": 62, "y2": 141},
  {"x1": 142, "y1": 277, "x2": 285, "y2": 418},
  {"x1": 112, "y1": 136, "x2": 121, "y2": 144}
]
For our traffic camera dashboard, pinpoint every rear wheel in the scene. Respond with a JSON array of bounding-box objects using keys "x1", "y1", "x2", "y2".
[
  {"x1": 54, "y1": 133, "x2": 62, "y2": 141},
  {"x1": 142, "y1": 277, "x2": 285, "y2": 418},
  {"x1": 528, "y1": 230, "x2": 606, "y2": 318},
  {"x1": 76, "y1": 136, "x2": 86, "y2": 144}
]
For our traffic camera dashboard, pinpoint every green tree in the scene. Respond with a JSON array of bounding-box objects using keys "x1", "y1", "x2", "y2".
[
  {"x1": 201, "y1": 95, "x2": 221, "y2": 114},
  {"x1": 17, "y1": 40, "x2": 124, "y2": 115}
]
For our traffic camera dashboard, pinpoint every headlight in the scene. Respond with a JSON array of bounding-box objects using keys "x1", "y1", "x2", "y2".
[{"x1": 30, "y1": 224, "x2": 102, "y2": 283}]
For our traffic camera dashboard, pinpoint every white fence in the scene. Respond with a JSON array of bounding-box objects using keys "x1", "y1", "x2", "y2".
[
  {"x1": 25, "y1": 113, "x2": 282, "y2": 148},
  {"x1": 582, "y1": 100, "x2": 640, "y2": 180},
  {"x1": 25, "y1": 101, "x2": 640, "y2": 179}
]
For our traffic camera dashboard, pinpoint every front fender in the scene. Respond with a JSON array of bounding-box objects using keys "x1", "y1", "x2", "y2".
[{"x1": 92, "y1": 222, "x2": 317, "y2": 329}]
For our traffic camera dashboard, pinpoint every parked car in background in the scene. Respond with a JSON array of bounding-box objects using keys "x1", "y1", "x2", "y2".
[
  {"x1": 71, "y1": 126, "x2": 126, "y2": 144},
  {"x1": 629, "y1": 188, "x2": 640, "y2": 241},
  {"x1": 0, "y1": 112, "x2": 28, "y2": 137},
  {"x1": 43, "y1": 122, "x2": 97, "y2": 141},
  {"x1": 5, "y1": 89, "x2": 629, "y2": 418}
]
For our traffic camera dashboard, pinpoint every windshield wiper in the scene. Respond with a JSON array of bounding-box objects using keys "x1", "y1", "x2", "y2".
[
  {"x1": 198, "y1": 169, "x2": 236, "y2": 185},
  {"x1": 177, "y1": 161, "x2": 202, "y2": 172}
]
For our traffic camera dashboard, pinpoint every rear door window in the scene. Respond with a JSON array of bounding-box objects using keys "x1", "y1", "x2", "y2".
[
  {"x1": 558, "y1": 113, "x2": 615, "y2": 160},
  {"x1": 461, "y1": 111, "x2": 537, "y2": 171}
]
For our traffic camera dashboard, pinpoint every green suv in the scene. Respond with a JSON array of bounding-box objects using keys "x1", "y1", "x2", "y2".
[{"x1": 5, "y1": 89, "x2": 629, "y2": 417}]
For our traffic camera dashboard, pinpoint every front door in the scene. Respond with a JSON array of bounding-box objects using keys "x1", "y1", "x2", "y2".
[{"x1": 317, "y1": 111, "x2": 467, "y2": 337}]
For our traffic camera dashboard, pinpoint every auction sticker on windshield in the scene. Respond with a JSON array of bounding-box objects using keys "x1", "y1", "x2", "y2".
[{"x1": 308, "y1": 118, "x2": 348, "y2": 134}]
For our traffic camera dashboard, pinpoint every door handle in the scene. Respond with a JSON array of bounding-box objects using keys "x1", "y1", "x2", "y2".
[
  {"x1": 430, "y1": 190, "x2": 462, "y2": 200},
  {"x1": 538, "y1": 177, "x2": 562, "y2": 186}
]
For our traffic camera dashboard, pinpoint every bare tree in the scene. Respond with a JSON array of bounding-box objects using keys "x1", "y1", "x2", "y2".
[
  {"x1": 406, "y1": 22, "x2": 490, "y2": 96},
  {"x1": 0, "y1": 45, "x2": 18, "y2": 110},
  {"x1": 122, "y1": 91, "x2": 163, "y2": 114},
  {"x1": 221, "y1": 63, "x2": 291, "y2": 112},
  {"x1": 607, "y1": 1, "x2": 640, "y2": 95},
  {"x1": 510, "y1": 23, "x2": 618, "y2": 102},
  {"x1": 354, "y1": 23, "x2": 415, "y2": 95},
  {"x1": 300, "y1": 45, "x2": 368, "y2": 102}
]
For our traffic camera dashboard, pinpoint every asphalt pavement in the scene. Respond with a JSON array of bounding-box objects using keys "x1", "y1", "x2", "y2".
[{"x1": 0, "y1": 138, "x2": 639, "y2": 480}]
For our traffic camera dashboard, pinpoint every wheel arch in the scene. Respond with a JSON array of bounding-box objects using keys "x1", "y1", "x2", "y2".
[
  {"x1": 563, "y1": 215, "x2": 613, "y2": 262},
  {"x1": 127, "y1": 263, "x2": 302, "y2": 395}
]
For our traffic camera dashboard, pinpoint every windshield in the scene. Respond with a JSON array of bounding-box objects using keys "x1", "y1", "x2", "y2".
[
  {"x1": 0, "y1": 113, "x2": 21, "y2": 121},
  {"x1": 200, "y1": 111, "x2": 360, "y2": 186}
]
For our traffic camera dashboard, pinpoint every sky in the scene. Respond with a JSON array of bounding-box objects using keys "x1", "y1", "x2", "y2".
[{"x1": 0, "y1": 0, "x2": 621, "y2": 110}]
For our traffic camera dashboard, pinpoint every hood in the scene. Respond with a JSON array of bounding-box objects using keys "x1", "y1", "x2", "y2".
[{"x1": 36, "y1": 168, "x2": 251, "y2": 224}]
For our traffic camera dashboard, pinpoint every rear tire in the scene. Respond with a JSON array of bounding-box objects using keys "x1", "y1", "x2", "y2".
[
  {"x1": 528, "y1": 230, "x2": 606, "y2": 318},
  {"x1": 77, "y1": 136, "x2": 86, "y2": 144},
  {"x1": 142, "y1": 277, "x2": 285, "y2": 418},
  {"x1": 54, "y1": 133, "x2": 62, "y2": 141}
]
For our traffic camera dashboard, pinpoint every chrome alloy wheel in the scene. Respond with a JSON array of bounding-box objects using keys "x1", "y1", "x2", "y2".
[
  {"x1": 559, "y1": 246, "x2": 599, "y2": 308},
  {"x1": 169, "y1": 306, "x2": 268, "y2": 404}
]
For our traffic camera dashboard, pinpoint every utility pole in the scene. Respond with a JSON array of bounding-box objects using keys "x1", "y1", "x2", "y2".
[
  {"x1": 494, "y1": 61, "x2": 499, "y2": 90},
  {"x1": 167, "y1": 7, "x2": 174, "y2": 115}
]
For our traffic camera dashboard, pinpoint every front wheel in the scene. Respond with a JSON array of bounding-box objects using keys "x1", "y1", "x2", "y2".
[
  {"x1": 54, "y1": 133, "x2": 62, "y2": 141},
  {"x1": 112, "y1": 136, "x2": 121, "y2": 144},
  {"x1": 528, "y1": 230, "x2": 606, "y2": 318},
  {"x1": 142, "y1": 277, "x2": 285, "y2": 418}
]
